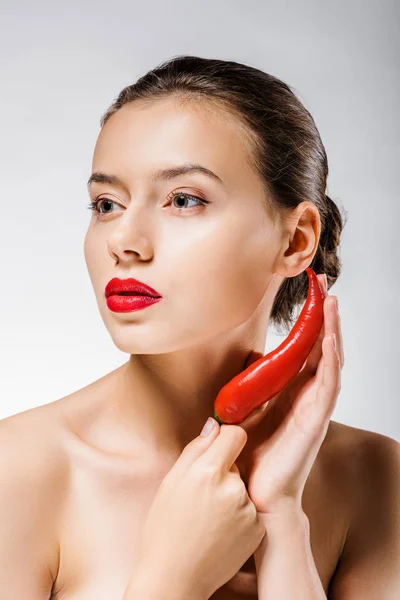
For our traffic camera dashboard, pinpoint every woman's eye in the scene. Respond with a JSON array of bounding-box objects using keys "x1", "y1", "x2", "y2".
[
  {"x1": 86, "y1": 197, "x2": 121, "y2": 216},
  {"x1": 168, "y1": 191, "x2": 209, "y2": 212},
  {"x1": 86, "y1": 191, "x2": 209, "y2": 218}
]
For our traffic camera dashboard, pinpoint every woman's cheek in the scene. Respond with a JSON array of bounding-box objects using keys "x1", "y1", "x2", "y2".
[
  {"x1": 83, "y1": 233, "x2": 97, "y2": 288},
  {"x1": 185, "y1": 246, "x2": 270, "y2": 332}
]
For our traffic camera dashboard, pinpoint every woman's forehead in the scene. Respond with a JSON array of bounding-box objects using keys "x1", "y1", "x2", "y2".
[
  {"x1": 92, "y1": 97, "x2": 260, "y2": 193},
  {"x1": 96, "y1": 96, "x2": 246, "y2": 151}
]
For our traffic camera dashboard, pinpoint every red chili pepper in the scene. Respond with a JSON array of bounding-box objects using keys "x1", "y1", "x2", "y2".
[{"x1": 213, "y1": 268, "x2": 325, "y2": 425}]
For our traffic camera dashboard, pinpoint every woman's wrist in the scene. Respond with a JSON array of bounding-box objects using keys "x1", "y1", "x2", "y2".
[
  {"x1": 258, "y1": 501, "x2": 309, "y2": 529},
  {"x1": 253, "y1": 504, "x2": 327, "y2": 600},
  {"x1": 254, "y1": 502, "x2": 310, "y2": 567}
]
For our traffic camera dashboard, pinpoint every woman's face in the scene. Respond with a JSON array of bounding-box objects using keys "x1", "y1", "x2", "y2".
[{"x1": 84, "y1": 96, "x2": 283, "y2": 355}]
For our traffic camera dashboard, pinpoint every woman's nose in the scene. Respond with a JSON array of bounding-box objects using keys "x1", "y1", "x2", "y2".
[{"x1": 107, "y1": 204, "x2": 154, "y2": 264}]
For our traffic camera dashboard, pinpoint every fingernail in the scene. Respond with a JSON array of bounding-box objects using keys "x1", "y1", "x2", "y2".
[
  {"x1": 332, "y1": 334, "x2": 337, "y2": 349},
  {"x1": 335, "y1": 297, "x2": 339, "y2": 311},
  {"x1": 200, "y1": 417, "x2": 215, "y2": 436}
]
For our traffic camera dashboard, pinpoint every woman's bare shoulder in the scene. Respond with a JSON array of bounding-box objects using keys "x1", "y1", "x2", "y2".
[
  {"x1": 0, "y1": 399, "x2": 67, "y2": 462},
  {"x1": 314, "y1": 419, "x2": 399, "y2": 533},
  {"x1": 327, "y1": 419, "x2": 399, "y2": 458},
  {"x1": 0, "y1": 396, "x2": 73, "y2": 460},
  {"x1": 0, "y1": 385, "x2": 105, "y2": 586},
  {"x1": 325, "y1": 422, "x2": 400, "y2": 595},
  {"x1": 325, "y1": 420, "x2": 399, "y2": 547},
  {"x1": 324, "y1": 419, "x2": 399, "y2": 486},
  {"x1": 0, "y1": 388, "x2": 98, "y2": 529},
  {"x1": 0, "y1": 366, "x2": 118, "y2": 444},
  {"x1": 0, "y1": 399, "x2": 75, "y2": 595}
]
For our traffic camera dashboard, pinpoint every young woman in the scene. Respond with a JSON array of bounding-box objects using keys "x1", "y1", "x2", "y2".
[{"x1": 1, "y1": 55, "x2": 399, "y2": 600}]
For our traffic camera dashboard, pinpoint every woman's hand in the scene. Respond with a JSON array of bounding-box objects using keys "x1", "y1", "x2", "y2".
[{"x1": 235, "y1": 274, "x2": 344, "y2": 515}]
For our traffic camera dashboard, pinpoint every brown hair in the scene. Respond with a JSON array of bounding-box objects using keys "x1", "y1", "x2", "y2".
[{"x1": 100, "y1": 55, "x2": 347, "y2": 334}]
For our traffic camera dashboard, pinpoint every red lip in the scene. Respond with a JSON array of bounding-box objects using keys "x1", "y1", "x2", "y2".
[{"x1": 105, "y1": 277, "x2": 162, "y2": 299}]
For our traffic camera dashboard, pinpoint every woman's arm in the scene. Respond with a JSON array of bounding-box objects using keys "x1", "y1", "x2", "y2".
[
  {"x1": 254, "y1": 432, "x2": 400, "y2": 600},
  {"x1": 254, "y1": 506, "x2": 327, "y2": 600},
  {"x1": 0, "y1": 418, "x2": 60, "y2": 600}
]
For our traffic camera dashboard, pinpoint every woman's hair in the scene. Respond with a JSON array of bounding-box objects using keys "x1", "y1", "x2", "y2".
[{"x1": 100, "y1": 55, "x2": 347, "y2": 334}]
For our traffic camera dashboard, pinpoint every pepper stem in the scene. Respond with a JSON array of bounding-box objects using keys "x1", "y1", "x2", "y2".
[{"x1": 213, "y1": 410, "x2": 225, "y2": 425}]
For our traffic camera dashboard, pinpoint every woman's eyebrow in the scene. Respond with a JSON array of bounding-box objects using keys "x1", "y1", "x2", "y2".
[{"x1": 86, "y1": 163, "x2": 225, "y2": 190}]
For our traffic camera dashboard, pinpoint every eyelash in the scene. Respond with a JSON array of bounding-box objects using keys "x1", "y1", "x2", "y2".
[{"x1": 86, "y1": 191, "x2": 210, "y2": 218}]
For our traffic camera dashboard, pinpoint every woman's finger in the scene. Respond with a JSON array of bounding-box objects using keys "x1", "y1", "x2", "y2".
[
  {"x1": 333, "y1": 299, "x2": 345, "y2": 369},
  {"x1": 299, "y1": 274, "x2": 329, "y2": 377},
  {"x1": 310, "y1": 297, "x2": 338, "y2": 390},
  {"x1": 322, "y1": 274, "x2": 344, "y2": 370},
  {"x1": 316, "y1": 334, "x2": 341, "y2": 418},
  {"x1": 291, "y1": 333, "x2": 339, "y2": 440},
  {"x1": 321, "y1": 294, "x2": 344, "y2": 372}
]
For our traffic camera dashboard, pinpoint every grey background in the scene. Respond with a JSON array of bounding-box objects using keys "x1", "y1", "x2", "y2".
[{"x1": 1, "y1": 0, "x2": 399, "y2": 440}]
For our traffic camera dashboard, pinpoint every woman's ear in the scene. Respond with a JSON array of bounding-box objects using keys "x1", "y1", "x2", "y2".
[{"x1": 277, "y1": 201, "x2": 321, "y2": 277}]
